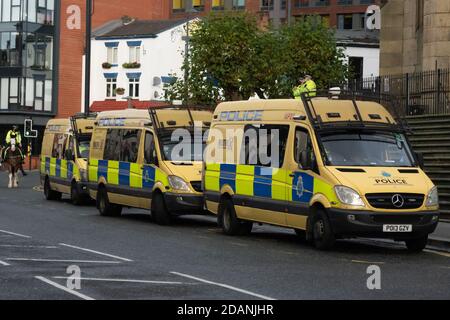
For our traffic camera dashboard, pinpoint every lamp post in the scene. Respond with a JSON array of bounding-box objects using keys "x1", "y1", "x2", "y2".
[{"x1": 84, "y1": 0, "x2": 93, "y2": 116}]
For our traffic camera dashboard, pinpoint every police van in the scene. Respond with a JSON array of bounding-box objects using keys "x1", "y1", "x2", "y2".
[
  {"x1": 87, "y1": 107, "x2": 212, "y2": 224},
  {"x1": 203, "y1": 93, "x2": 440, "y2": 252},
  {"x1": 40, "y1": 115, "x2": 95, "y2": 205}
]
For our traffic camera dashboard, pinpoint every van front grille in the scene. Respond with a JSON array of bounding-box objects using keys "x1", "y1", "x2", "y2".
[{"x1": 365, "y1": 193, "x2": 425, "y2": 210}]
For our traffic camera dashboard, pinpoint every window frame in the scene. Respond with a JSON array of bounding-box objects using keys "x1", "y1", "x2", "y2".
[
  {"x1": 106, "y1": 78, "x2": 117, "y2": 99},
  {"x1": 294, "y1": 126, "x2": 319, "y2": 173}
]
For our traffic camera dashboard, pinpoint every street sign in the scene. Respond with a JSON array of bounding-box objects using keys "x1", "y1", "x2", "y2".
[{"x1": 24, "y1": 119, "x2": 38, "y2": 138}]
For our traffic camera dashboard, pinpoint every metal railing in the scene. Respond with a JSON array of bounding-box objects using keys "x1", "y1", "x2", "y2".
[{"x1": 339, "y1": 69, "x2": 450, "y2": 117}]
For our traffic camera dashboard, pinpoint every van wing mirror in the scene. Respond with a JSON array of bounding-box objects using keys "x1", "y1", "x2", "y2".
[
  {"x1": 415, "y1": 152, "x2": 425, "y2": 169},
  {"x1": 65, "y1": 149, "x2": 75, "y2": 161}
]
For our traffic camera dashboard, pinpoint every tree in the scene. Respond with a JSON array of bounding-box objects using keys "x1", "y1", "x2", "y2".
[{"x1": 164, "y1": 13, "x2": 348, "y2": 105}]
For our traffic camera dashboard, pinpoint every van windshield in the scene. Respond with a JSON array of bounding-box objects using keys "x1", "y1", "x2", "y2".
[
  {"x1": 320, "y1": 131, "x2": 416, "y2": 167},
  {"x1": 77, "y1": 134, "x2": 91, "y2": 159},
  {"x1": 159, "y1": 129, "x2": 206, "y2": 162}
]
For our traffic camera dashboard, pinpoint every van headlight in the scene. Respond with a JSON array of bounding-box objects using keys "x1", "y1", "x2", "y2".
[
  {"x1": 334, "y1": 186, "x2": 365, "y2": 207},
  {"x1": 168, "y1": 176, "x2": 190, "y2": 192},
  {"x1": 426, "y1": 187, "x2": 439, "y2": 207}
]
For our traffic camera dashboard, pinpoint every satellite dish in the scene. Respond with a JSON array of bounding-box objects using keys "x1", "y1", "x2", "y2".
[{"x1": 153, "y1": 77, "x2": 161, "y2": 86}]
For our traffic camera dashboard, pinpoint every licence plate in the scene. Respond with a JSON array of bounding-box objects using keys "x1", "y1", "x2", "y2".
[{"x1": 383, "y1": 225, "x2": 413, "y2": 233}]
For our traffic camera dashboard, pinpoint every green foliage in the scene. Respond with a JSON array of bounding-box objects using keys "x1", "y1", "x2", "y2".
[{"x1": 164, "y1": 13, "x2": 348, "y2": 105}]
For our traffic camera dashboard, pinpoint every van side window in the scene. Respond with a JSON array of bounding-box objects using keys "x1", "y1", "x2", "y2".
[
  {"x1": 294, "y1": 127, "x2": 317, "y2": 171},
  {"x1": 52, "y1": 134, "x2": 67, "y2": 160},
  {"x1": 241, "y1": 125, "x2": 289, "y2": 168},
  {"x1": 64, "y1": 136, "x2": 75, "y2": 160},
  {"x1": 104, "y1": 129, "x2": 122, "y2": 161},
  {"x1": 121, "y1": 129, "x2": 141, "y2": 163},
  {"x1": 144, "y1": 131, "x2": 157, "y2": 165}
]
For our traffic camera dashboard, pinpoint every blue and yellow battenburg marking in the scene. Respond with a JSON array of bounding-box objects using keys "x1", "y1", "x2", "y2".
[
  {"x1": 40, "y1": 156, "x2": 78, "y2": 180},
  {"x1": 205, "y1": 163, "x2": 337, "y2": 204},
  {"x1": 88, "y1": 159, "x2": 169, "y2": 191}
]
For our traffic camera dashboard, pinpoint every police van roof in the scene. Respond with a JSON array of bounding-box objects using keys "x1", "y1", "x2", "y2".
[
  {"x1": 46, "y1": 118, "x2": 95, "y2": 134},
  {"x1": 96, "y1": 108, "x2": 213, "y2": 128},
  {"x1": 214, "y1": 98, "x2": 395, "y2": 126}
]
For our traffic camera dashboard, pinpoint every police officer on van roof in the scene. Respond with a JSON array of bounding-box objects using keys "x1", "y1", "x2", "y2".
[{"x1": 293, "y1": 75, "x2": 317, "y2": 100}]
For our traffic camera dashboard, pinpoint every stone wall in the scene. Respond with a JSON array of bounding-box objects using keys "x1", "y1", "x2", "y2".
[{"x1": 380, "y1": 0, "x2": 450, "y2": 75}]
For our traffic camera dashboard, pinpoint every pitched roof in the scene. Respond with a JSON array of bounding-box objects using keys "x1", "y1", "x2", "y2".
[
  {"x1": 94, "y1": 19, "x2": 190, "y2": 39},
  {"x1": 90, "y1": 100, "x2": 170, "y2": 112}
]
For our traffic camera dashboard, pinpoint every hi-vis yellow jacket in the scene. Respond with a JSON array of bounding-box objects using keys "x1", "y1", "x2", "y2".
[{"x1": 293, "y1": 80, "x2": 317, "y2": 99}]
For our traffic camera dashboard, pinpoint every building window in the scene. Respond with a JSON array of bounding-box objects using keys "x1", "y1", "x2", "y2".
[
  {"x1": 193, "y1": 0, "x2": 205, "y2": 11},
  {"x1": 261, "y1": 0, "x2": 274, "y2": 11},
  {"x1": 212, "y1": 0, "x2": 225, "y2": 10},
  {"x1": 129, "y1": 46, "x2": 141, "y2": 63},
  {"x1": 172, "y1": 0, "x2": 185, "y2": 12},
  {"x1": 34, "y1": 79, "x2": 45, "y2": 111},
  {"x1": 11, "y1": 0, "x2": 21, "y2": 21},
  {"x1": 0, "y1": 32, "x2": 21, "y2": 67},
  {"x1": 107, "y1": 47, "x2": 118, "y2": 65},
  {"x1": 337, "y1": 13, "x2": 365, "y2": 30},
  {"x1": 129, "y1": 78, "x2": 140, "y2": 98},
  {"x1": 106, "y1": 78, "x2": 117, "y2": 98},
  {"x1": 233, "y1": 0, "x2": 246, "y2": 9},
  {"x1": 37, "y1": 0, "x2": 52, "y2": 24}
]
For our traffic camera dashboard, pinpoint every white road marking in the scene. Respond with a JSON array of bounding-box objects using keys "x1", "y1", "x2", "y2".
[
  {"x1": 171, "y1": 272, "x2": 276, "y2": 300},
  {"x1": 6, "y1": 258, "x2": 121, "y2": 264},
  {"x1": 0, "y1": 245, "x2": 58, "y2": 249},
  {"x1": 59, "y1": 243, "x2": 133, "y2": 262},
  {"x1": 424, "y1": 249, "x2": 450, "y2": 258},
  {"x1": 351, "y1": 260, "x2": 386, "y2": 265},
  {"x1": 0, "y1": 260, "x2": 10, "y2": 266},
  {"x1": 35, "y1": 276, "x2": 94, "y2": 300},
  {"x1": 0, "y1": 229, "x2": 31, "y2": 239},
  {"x1": 52, "y1": 276, "x2": 187, "y2": 285}
]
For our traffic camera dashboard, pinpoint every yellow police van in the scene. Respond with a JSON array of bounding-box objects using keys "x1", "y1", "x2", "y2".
[
  {"x1": 87, "y1": 107, "x2": 212, "y2": 224},
  {"x1": 203, "y1": 93, "x2": 440, "y2": 252},
  {"x1": 40, "y1": 115, "x2": 95, "y2": 205}
]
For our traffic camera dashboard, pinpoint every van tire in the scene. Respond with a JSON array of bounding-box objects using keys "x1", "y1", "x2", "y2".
[
  {"x1": 219, "y1": 198, "x2": 253, "y2": 236},
  {"x1": 151, "y1": 192, "x2": 172, "y2": 225},
  {"x1": 70, "y1": 181, "x2": 83, "y2": 206},
  {"x1": 97, "y1": 186, "x2": 122, "y2": 217},
  {"x1": 44, "y1": 177, "x2": 62, "y2": 201},
  {"x1": 312, "y1": 209, "x2": 335, "y2": 250},
  {"x1": 405, "y1": 236, "x2": 428, "y2": 253}
]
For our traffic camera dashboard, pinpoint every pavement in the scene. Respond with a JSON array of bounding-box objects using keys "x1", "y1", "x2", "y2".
[{"x1": 0, "y1": 171, "x2": 449, "y2": 300}]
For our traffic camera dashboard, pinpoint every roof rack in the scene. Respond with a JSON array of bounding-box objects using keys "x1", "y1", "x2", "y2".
[
  {"x1": 300, "y1": 89, "x2": 409, "y2": 134},
  {"x1": 147, "y1": 105, "x2": 211, "y2": 160}
]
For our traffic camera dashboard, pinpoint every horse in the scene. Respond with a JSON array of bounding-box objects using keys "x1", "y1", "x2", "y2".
[{"x1": 1, "y1": 140, "x2": 22, "y2": 188}]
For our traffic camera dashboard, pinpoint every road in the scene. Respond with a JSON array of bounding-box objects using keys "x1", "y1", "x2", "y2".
[{"x1": 0, "y1": 172, "x2": 449, "y2": 300}]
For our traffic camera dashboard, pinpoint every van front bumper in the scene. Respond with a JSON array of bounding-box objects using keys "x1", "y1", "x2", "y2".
[
  {"x1": 164, "y1": 193, "x2": 204, "y2": 215},
  {"x1": 327, "y1": 208, "x2": 440, "y2": 240}
]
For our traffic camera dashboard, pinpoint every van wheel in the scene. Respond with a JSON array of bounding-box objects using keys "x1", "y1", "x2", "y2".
[
  {"x1": 151, "y1": 192, "x2": 172, "y2": 225},
  {"x1": 219, "y1": 198, "x2": 253, "y2": 236},
  {"x1": 405, "y1": 236, "x2": 428, "y2": 253},
  {"x1": 44, "y1": 177, "x2": 62, "y2": 201},
  {"x1": 312, "y1": 209, "x2": 335, "y2": 250},
  {"x1": 97, "y1": 187, "x2": 122, "y2": 217},
  {"x1": 71, "y1": 181, "x2": 83, "y2": 206}
]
